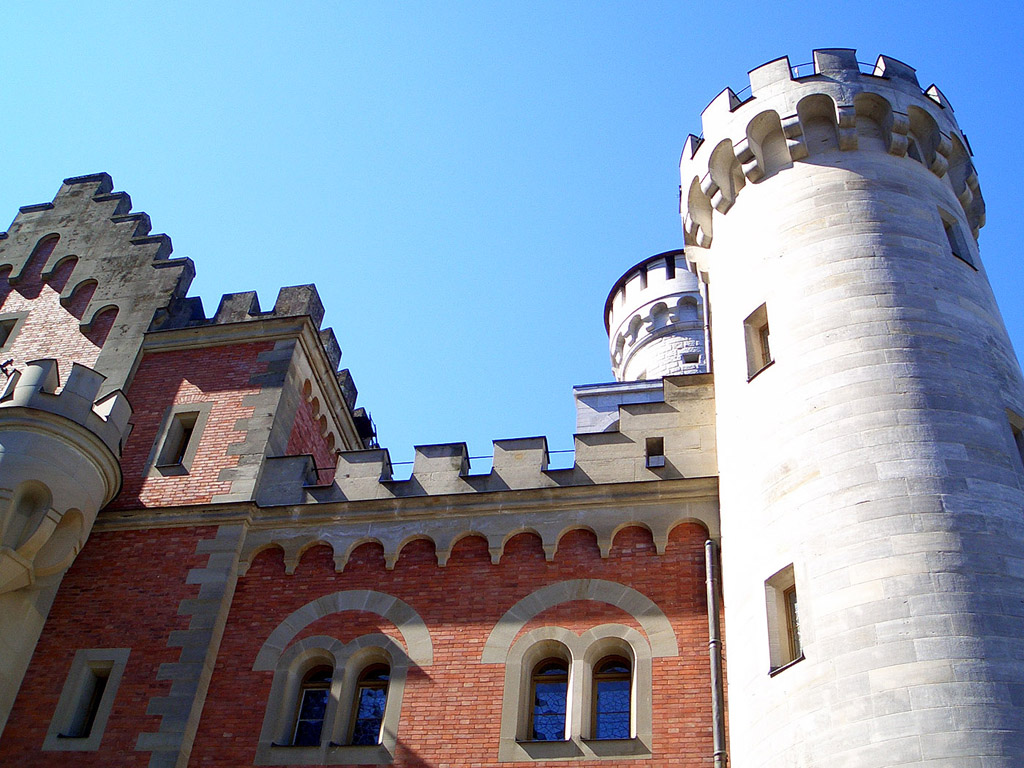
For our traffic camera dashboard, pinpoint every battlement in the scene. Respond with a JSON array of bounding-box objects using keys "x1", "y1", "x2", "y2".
[
  {"x1": 153, "y1": 283, "x2": 344, "y2": 372},
  {"x1": 680, "y1": 49, "x2": 984, "y2": 251},
  {"x1": 255, "y1": 373, "x2": 717, "y2": 508},
  {"x1": 604, "y1": 250, "x2": 706, "y2": 381},
  {"x1": 0, "y1": 359, "x2": 131, "y2": 456}
]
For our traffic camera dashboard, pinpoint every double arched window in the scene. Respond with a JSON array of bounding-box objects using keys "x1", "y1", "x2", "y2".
[
  {"x1": 256, "y1": 636, "x2": 405, "y2": 764},
  {"x1": 525, "y1": 653, "x2": 634, "y2": 744}
]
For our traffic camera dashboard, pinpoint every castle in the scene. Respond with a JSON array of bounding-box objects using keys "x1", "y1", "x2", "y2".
[{"x1": 1, "y1": 47, "x2": 1022, "y2": 767}]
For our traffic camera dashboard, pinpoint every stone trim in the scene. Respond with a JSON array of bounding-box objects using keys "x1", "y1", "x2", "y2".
[
  {"x1": 496, "y1": 624, "x2": 653, "y2": 762},
  {"x1": 253, "y1": 590, "x2": 433, "y2": 671},
  {"x1": 42, "y1": 647, "x2": 130, "y2": 751},
  {"x1": 212, "y1": 341, "x2": 296, "y2": 503},
  {"x1": 255, "y1": 633, "x2": 408, "y2": 765},
  {"x1": 481, "y1": 579, "x2": 677, "y2": 663},
  {"x1": 135, "y1": 524, "x2": 245, "y2": 768},
  {"x1": 144, "y1": 402, "x2": 213, "y2": 478}
]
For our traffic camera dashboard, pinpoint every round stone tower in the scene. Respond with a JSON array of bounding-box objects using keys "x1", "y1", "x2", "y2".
[
  {"x1": 680, "y1": 50, "x2": 1024, "y2": 765},
  {"x1": 0, "y1": 359, "x2": 129, "y2": 732},
  {"x1": 605, "y1": 249, "x2": 707, "y2": 381}
]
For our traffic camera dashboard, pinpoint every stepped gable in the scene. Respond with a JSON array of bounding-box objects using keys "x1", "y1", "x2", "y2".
[{"x1": 0, "y1": 174, "x2": 194, "y2": 394}]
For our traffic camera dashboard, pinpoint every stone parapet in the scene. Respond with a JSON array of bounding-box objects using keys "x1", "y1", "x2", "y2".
[
  {"x1": 604, "y1": 250, "x2": 707, "y2": 381},
  {"x1": 256, "y1": 374, "x2": 717, "y2": 505},
  {"x1": 680, "y1": 48, "x2": 984, "y2": 258}
]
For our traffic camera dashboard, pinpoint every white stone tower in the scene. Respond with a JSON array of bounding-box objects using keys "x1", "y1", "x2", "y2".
[
  {"x1": 605, "y1": 249, "x2": 707, "y2": 381},
  {"x1": 677, "y1": 49, "x2": 1024, "y2": 766}
]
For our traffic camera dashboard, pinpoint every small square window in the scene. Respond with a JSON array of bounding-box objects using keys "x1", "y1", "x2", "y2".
[
  {"x1": 146, "y1": 402, "x2": 213, "y2": 477},
  {"x1": 743, "y1": 304, "x2": 773, "y2": 380},
  {"x1": 645, "y1": 437, "x2": 665, "y2": 469},
  {"x1": 765, "y1": 565, "x2": 803, "y2": 674}
]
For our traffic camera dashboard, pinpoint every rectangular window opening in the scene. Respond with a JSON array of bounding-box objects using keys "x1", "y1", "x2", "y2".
[
  {"x1": 941, "y1": 211, "x2": 976, "y2": 269},
  {"x1": 64, "y1": 663, "x2": 112, "y2": 739},
  {"x1": 156, "y1": 411, "x2": 200, "y2": 469},
  {"x1": 744, "y1": 303, "x2": 773, "y2": 380},
  {"x1": 645, "y1": 437, "x2": 665, "y2": 469},
  {"x1": 766, "y1": 565, "x2": 803, "y2": 675}
]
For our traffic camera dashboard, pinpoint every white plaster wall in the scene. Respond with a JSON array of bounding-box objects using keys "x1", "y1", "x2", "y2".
[{"x1": 708, "y1": 150, "x2": 1024, "y2": 766}]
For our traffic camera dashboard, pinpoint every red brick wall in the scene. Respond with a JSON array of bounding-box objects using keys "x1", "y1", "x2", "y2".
[
  {"x1": 0, "y1": 527, "x2": 215, "y2": 766},
  {"x1": 285, "y1": 396, "x2": 336, "y2": 485},
  {"x1": 191, "y1": 523, "x2": 713, "y2": 767},
  {"x1": 0, "y1": 241, "x2": 107, "y2": 383},
  {"x1": 112, "y1": 342, "x2": 274, "y2": 509}
]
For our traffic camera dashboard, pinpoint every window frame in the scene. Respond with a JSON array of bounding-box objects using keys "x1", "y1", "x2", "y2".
[
  {"x1": 743, "y1": 303, "x2": 774, "y2": 380},
  {"x1": 497, "y1": 625, "x2": 652, "y2": 762},
  {"x1": 766, "y1": 564, "x2": 805, "y2": 675},
  {"x1": 0, "y1": 311, "x2": 28, "y2": 352},
  {"x1": 43, "y1": 648, "x2": 130, "y2": 752},
  {"x1": 256, "y1": 635, "x2": 407, "y2": 766},
  {"x1": 589, "y1": 655, "x2": 632, "y2": 741},
  {"x1": 145, "y1": 402, "x2": 213, "y2": 477}
]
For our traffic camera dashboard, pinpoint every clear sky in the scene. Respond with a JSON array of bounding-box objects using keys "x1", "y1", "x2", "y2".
[{"x1": 2, "y1": 2, "x2": 1022, "y2": 468}]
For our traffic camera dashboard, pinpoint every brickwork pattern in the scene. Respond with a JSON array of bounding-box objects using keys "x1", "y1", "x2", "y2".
[
  {"x1": 190, "y1": 523, "x2": 713, "y2": 767},
  {"x1": 112, "y1": 343, "x2": 274, "y2": 509},
  {"x1": 0, "y1": 239, "x2": 107, "y2": 383},
  {"x1": 0, "y1": 526, "x2": 215, "y2": 766},
  {"x1": 285, "y1": 395, "x2": 336, "y2": 485}
]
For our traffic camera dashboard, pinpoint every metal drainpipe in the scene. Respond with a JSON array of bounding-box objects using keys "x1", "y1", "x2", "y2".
[{"x1": 705, "y1": 539, "x2": 728, "y2": 768}]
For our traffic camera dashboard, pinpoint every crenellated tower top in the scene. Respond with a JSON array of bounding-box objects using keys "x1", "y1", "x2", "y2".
[{"x1": 679, "y1": 48, "x2": 984, "y2": 264}]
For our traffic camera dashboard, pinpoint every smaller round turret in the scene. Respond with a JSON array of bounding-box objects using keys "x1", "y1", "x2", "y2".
[{"x1": 604, "y1": 249, "x2": 707, "y2": 381}]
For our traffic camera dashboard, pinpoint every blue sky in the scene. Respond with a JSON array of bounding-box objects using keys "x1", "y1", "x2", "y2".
[{"x1": 2, "y1": 3, "x2": 1022, "y2": 468}]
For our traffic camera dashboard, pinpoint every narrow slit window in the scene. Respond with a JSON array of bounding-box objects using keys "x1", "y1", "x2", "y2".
[
  {"x1": 1007, "y1": 409, "x2": 1024, "y2": 471},
  {"x1": 63, "y1": 663, "x2": 111, "y2": 739},
  {"x1": 157, "y1": 411, "x2": 198, "y2": 467},
  {"x1": 0, "y1": 318, "x2": 17, "y2": 348},
  {"x1": 784, "y1": 585, "x2": 802, "y2": 662}
]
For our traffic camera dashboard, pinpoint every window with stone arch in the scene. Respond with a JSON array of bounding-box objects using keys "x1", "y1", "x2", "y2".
[
  {"x1": 252, "y1": 589, "x2": 433, "y2": 766},
  {"x1": 483, "y1": 578, "x2": 678, "y2": 762}
]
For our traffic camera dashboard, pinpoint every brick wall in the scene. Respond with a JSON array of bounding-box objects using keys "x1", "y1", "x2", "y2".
[
  {"x1": 112, "y1": 342, "x2": 274, "y2": 509},
  {"x1": 285, "y1": 395, "x2": 336, "y2": 485},
  {"x1": 0, "y1": 526, "x2": 215, "y2": 766},
  {"x1": 191, "y1": 523, "x2": 713, "y2": 766},
  {"x1": 0, "y1": 242, "x2": 107, "y2": 383}
]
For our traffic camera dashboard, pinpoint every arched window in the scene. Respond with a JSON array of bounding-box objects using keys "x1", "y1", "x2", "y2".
[
  {"x1": 530, "y1": 659, "x2": 569, "y2": 741},
  {"x1": 591, "y1": 656, "x2": 631, "y2": 739},
  {"x1": 350, "y1": 663, "x2": 390, "y2": 746},
  {"x1": 292, "y1": 665, "x2": 332, "y2": 746}
]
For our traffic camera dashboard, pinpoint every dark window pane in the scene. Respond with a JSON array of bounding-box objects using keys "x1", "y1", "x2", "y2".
[
  {"x1": 595, "y1": 678, "x2": 630, "y2": 739},
  {"x1": 532, "y1": 681, "x2": 567, "y2": 740},
  {"x1": 294, "y1": 718, "x2": 323, "y2": 746},
  {"x1": 352, "y1": 687, "x2": 387, "y2": 745}
]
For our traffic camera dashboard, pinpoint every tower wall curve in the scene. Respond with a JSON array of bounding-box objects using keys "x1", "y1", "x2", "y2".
[{"x1": 684, "y1": 50, "x2": 1024, "y2": 766}]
